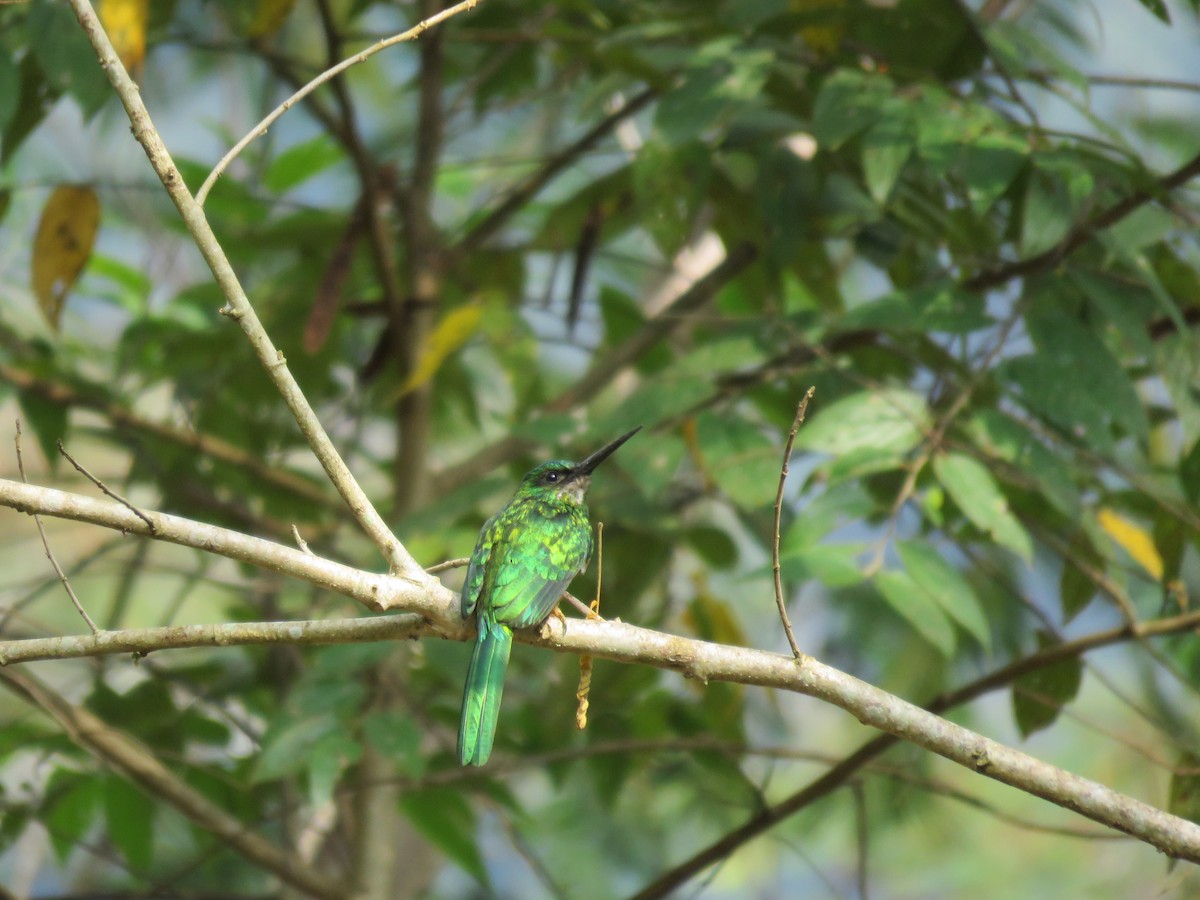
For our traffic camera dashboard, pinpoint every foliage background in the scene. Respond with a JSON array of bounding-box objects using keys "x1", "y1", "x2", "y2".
[{"x1": 2, "y1": 0, "x2": 1200, "y2": 896}]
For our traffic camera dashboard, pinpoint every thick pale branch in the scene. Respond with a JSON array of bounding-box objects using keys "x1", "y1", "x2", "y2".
[
  {"x1": 0, "y1": 478, "x2": 438, "y2": 621},
  {"x1": 0, "y1": 667, "x2": 344, "y2": 899},
  {"x1": 0, "y1": 614, "x2": 427, "y2": 665},
  {"x1": 1, "y1": 479, "x2": 1198, "y2": 864},
  {"x1": 66, "y1": 0, "x2": 426, "y2": 580}
]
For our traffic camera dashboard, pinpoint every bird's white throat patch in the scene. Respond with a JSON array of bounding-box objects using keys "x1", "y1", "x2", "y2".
[{"x1": 557, "y1": 476, "x2": 590, "y2": 504}]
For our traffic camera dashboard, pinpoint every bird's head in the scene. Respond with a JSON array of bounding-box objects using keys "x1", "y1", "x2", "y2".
[{"x1": 517, "y1": 427, "x2": 641, "y2": 505}]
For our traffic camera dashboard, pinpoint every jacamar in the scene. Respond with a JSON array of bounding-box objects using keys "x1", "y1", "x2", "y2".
[{"x1": 457, "y1": 427, "x2": 641, "y2": 766}]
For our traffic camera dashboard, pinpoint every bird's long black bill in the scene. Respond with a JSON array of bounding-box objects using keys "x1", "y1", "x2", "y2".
[{"x1": 576, "y1": 426, "x2": 642, "y2": 475}]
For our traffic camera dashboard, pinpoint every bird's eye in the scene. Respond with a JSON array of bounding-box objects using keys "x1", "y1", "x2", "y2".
[{"x1": 545, "y1": 471, "x2": 561, "y2": 484}]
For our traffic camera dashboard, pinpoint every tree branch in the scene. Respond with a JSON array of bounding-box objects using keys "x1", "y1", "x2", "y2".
[
  {"x1": 66, "y1": 0, "x2": 428, "y2": 580},
  {"x1": 964, "y1": 148, "x2": 1200, "y2": 291},
  {"x1": 0, "y1": 362, "x2": 339, "y2": 512},
  {"x1": 0, "y1": 667, "x2": 344, "y2": 899},
  {"x1": 2, "y1": 478, "x2": 1199, "y2": 867},
  {"x1": 631, "y1": 609, "x2": 1200, "y2": 897},
  {"x1": 0, "y1": 478, "x2": 437, "y2": 622},
  {"x1": 450, "y1": 87, "x2": 658, "y2": 258}
]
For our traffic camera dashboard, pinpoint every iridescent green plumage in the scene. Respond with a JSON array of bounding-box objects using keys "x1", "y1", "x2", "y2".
[{"x1": 458, "y1": 428, "x2": 640, "y2": 767}]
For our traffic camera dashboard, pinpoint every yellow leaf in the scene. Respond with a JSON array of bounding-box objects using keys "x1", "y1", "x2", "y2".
[
  {"x1": 395, "y1": 302, "x2": 484, "y2": 398},
  {"x1": 1097, "y1": 508, "x2": 1163, "y2": 581},
  {"x1": 248, "y1": 0, "x2": 300, "y2": 39},
  {"x1": 98, "y1": 0, "x2": 148, "y2": 73},
  {"x1": 791, "y1": 0, "x2": 845, "y2": 57},
  {"x1": 32, "y1": 185, "x2": 101, "y2": 331}
]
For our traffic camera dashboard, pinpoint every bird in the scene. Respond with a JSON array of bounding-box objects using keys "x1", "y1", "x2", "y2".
[{"x1": 457, "y1": 427, "x2": 641, "y2": 767}]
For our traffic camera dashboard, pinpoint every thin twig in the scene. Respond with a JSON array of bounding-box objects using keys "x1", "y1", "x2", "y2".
[
  {"x1": 576, "y1": 522, "x2": 604, "y2": 729},
  {"x1": 291, "y1": 524, "x2": 312, "y2": 555},
  {"x1": 196, "y1": 0, "x2": 485, "y2": 205},
  {"x1": 58, "y1": 440, "x2": 156, "y2": 535},
  {"x1": 14, "y1": 424, "x2": 99, "y2": 635},
  {"x1": 852, "y1": 781, "x2": 869, "y2": 900},
  {"x1": 772, "y1": 388, "x2": 814, "y2": 659},
  {"x1": 425, "y1": 556, "x2": 469, "y2": 574}
]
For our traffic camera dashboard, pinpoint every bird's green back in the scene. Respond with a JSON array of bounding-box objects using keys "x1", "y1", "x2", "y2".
[{"x1": 462, "y1": 480, "x2": 592, "y2": 629}]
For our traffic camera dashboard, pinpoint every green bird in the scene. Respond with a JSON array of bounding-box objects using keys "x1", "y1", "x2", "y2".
[{"x1": 458, "y1": 427, "x2": 641, "y2": 767}]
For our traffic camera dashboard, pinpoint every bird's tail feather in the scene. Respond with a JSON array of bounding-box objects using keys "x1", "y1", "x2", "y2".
[{"x1": 458, "y1": 618, "x2": 513, "y2": 766}]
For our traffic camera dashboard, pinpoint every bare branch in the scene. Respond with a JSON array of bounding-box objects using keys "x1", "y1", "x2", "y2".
[
  {"x1": 0, "y1": 614, "x2": 426, "y2": 666},
  {"x1": 0, "y1": 478, "x2": 436, "y2": 620},
  {"x1": 65, "y1": 0, "x2": 429, "y2": 579},
  {"x1": 195, "y1": 0, "x2": 485, "y2": 205},
  {"x1": 772, "y1": 388, "x2": 814, "y2": 659},
  {"x1": 4, "y1": 477, "x2": 1200, "y2": 866}
]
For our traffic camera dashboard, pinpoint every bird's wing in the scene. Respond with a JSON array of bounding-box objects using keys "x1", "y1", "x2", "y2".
[
  {"x1": 461, "y1": 511, "x2": 499, "y2": 618},
  {"x1": 486, "y1": 515, "x2": 592, "y2": 629}
]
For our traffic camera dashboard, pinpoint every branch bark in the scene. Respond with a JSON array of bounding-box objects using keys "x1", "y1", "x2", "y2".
[{"x1": 2, "y1": 477, "x2": 1199, "y2": 867}]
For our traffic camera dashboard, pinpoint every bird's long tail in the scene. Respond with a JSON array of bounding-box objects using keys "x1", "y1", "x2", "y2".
[{"x1": 458, "y1": 617, "x2": 513, "y2": 766}]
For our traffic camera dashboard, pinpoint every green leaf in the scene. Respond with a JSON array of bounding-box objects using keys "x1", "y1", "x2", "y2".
[
  {"x1": 683, "y1": 525, "x2": 739, "y2": 569},
  {"x1": 1133, "y1": 0, "x2": 1170, "y2": 23},
  {"x1": 104, "y1": 775, "x2": 155, "y2": 871},
  {"x1": 307, "y1": 731, "x2": 362, "y2": 808},
  {"x1": 841, "y1": 283, "x2": 991, "y2": 334},
  {"x1": 778, "y1": 542, "x2": 866, "y2": 587},
  {"x1": 1060, "y1": 557, "x2": 1097, "y2": 623},
  {"x1": 1012, "y1": 632, "x2": 1083, "y2": 738},
  {"x1": 1020, "y1": 168, "x2": 1073, "y2": 257},
  {"x1": 933, "y1": 452, "x2": 1033, "y2": 561},
  {"x1": 254, "y1": 714, "x2": 339, "y2": 782},
  {"x1": 812, "y1": 69, "x2": 893, "y2": 150},
  {"x1": 962, "y1": 131, "x2": 1027, "y2": 213},
  {"x1": 263, "y1": 134, "x2": 346, "y2": 194},
  {"x1": 963, "y1": 409, "x2": 1080, "y2": 518},
  {"x1": 874, "y1": 569, "x2": 956, "y2": 656},
  {"x1": 783, "y1": 482, "x2": 876, "y2": 547},
  {"x1": 17, "y1": 389, "x2": 68, "y2": 470},
  {"x1": 1182, "y1": 439, "x2": 1200, "y2": 505},
  {"x1": 795, "y1": 388, "x2": 929, "y2": 458},
  {"x1": 363, "y1": 711, "x2": 425, "y2": 778},
  {"x1": 896, "y1": 542, "x2": 991, "y2": 652},
  {"x1": 1002, "y1": 311, "x2": 1148, "y2": 454},
  {"x1": 400, "y1": 788, "x2": 489, "y2": 884},
  {"x1": 27, "y1": 1, "x2": 110, "y2": 118},
  {"x1": 697, "y1": 411, "x2": 780, "y2": 509},
  {"x1": 2, "y1": 56, "x2": 58, "y2": 163},
  {"x1": 684, "y1": 592, "x2": 747, "y2": 648},
  {"x1": 861, "y1": 105, "x2": 913, "y2": 204},
  {"x1": 1169, "y1": 751, "x2": 1200, "y2": 828},
  {"x1": 0, "y1": 51, "x2": 18, "y2": 134},
  {"x1": 43, "y1": 770, "x2": 100, "y2": 863}
]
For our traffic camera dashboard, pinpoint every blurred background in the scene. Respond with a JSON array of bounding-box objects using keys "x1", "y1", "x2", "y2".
[{"x1": 2, "y1": 0, "x2": 1200, "y2": 896}]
